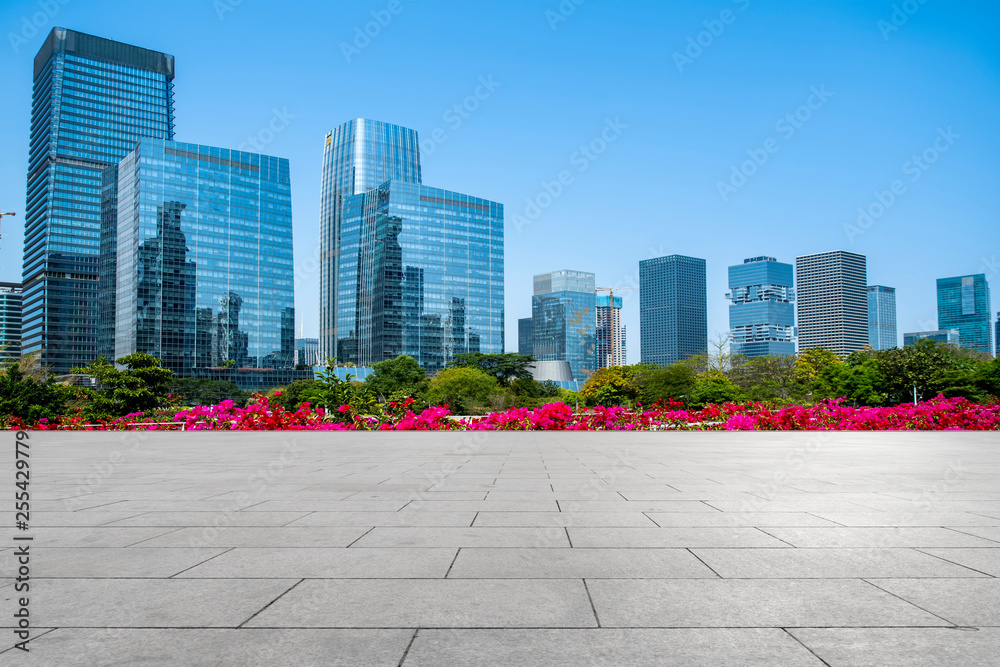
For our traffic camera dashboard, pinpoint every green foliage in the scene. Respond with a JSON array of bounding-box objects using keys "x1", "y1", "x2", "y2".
[
  {"x1": 0, "y1": 365, "x2": 68, "y2": 425},
  {"x1": 72, "y1": 353, "x2": 175, "y2": 419},
  {"x1": 975, "y1": 358, "x2": 1000, "y2": 400},
  {"x1": 510, "y1": 377, "x2": 561, "y2": 399},
  {"x1": 365, "y1": 355, "x2": 428, "y2": 398},
  {"x1": 795, "y1": 348, "x2": 842, "y2": 385},
  {"x1": 635, "y1": 362, "x2": 697, "y2": 406},
  {"x1": 688, "y1": 370, "x2": 744, "y2": 408},
  {"x1": 427, "y1": 366, "x2": 499, "y2": 413},
  {"x1": 306, "y1": 359, "x2": 377, "y2": 416},
  {"x1": 580, "y1": 366, "x2": 639, "y2": 406},
  {"x1": 273, "y1": 379, "x2": 319, "y2": 411},
  {"x1": 450, "y1": 353, "x2": 535, "y2": 386},
  {"x1": 170, "y1": 378, "x2": 249, "y2": 407},
  {"x1": 729, "y1": 355, "x2": 799, "y2": 402}
]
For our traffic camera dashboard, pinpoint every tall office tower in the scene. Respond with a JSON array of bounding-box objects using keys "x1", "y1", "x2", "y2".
[
  {"x1": 518, "y1": 317, "x2": 534, "y2": 356},
  {"x1": 867, "y1": 285, "x2": 897, "y2": 350},
  {"x1": 639, "y1": 255, "x2": 707, "y2": 366},
  {"x1": 532, "y1": 270, "x2": 596, "y2": 381},
  {"x1": 0, "y1": 283, "x2": 23, "y2": 363},
  {"x1": 295, "y1": 338, "x2": 320, "y2": 367},
  {"x1": 937, "y1": 274, "x2": 993, "y2": 355},
  {"x1": 23, "y1": 28, "x2": 175, "y2": 374},
  {"x1": 335, "y1": 181, "x2": 503, "y2": 372},
  {"x1": 319, "y1": 120, "x2": 422, "y2": 361},
  {"x1": 794, "y1": 251, "x2": 868, "y2": 356},
  {"x1": 995, "y1": 312, "x2": 999, "y2": 357},
  {"x1": 904, "y1": 330, "x2": 959, "y2": 347},
  {"x1": 113, "y1": 139, "x2": 295, "y2": 382},
  {"x1": 596, "y1": 295, "x2": 626, "y2": 368},
  {"x1": 726, "y1": 256, "x2": 795, "y2": 358}
]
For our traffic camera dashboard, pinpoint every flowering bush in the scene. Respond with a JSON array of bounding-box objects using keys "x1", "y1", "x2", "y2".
[{"x1": 4, "y1": 394, "x2": 999, "y2": 432}]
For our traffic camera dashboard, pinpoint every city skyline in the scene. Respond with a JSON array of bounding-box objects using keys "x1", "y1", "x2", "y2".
[{"x1": 1, "y1": 2, "x2": 997, "y2": 365}]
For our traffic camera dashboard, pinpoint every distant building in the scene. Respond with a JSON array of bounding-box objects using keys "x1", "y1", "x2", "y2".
[
  {"x1": 867, "y1": 285, "x2": 898, "y2": 350},
  {"x1": 295, "y1": 338, "x2": 320, "y2": 367},
  {"x1": 727, "y1": 256, "x2": 795, "y2": 358},
  {"x1": 112, "y1": 139, "x2": 297, "y2": 386},
  {"x1": 0, "y1": 283, "x2": 22, "y2": 363},
  {"x1": 904, "y1": 330, "x2": 960, "y2": 347},
  {"x1": 532, "y1": 270, "x2": 596, "y2": 382},
  {"x1": 937, "y1": 274, "x2": 993, "y2": 356},
  {"x1": 996, "y1": 312, "x2": 999, "y2": 357},
  {"x1": 518, "y1": 317, "x2": 533, "y2": 356},
  {"x1": 795, "y1": 251, "x2": 868, "y2": 356},
  {"x1": 640, "y1": 255, "x2": 707, "y2": 366},
  {"x1": 596, "y1": 295, "x2": 626, "y2": 368}
]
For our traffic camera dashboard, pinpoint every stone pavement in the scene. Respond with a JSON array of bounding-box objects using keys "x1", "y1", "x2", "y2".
[{"x1": 2, "y1": 430, "x2": 999, "y2": 665}]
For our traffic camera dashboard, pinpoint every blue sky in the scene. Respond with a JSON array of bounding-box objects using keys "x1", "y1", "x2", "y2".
[{"x1": 1, "y1": 0, "x2": 997, "y2": 360}]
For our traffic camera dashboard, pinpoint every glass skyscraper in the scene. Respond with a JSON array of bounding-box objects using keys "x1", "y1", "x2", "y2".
[
  {"x1": 937, "y1": 274, "x2": 993, "y2": 355},
  {"x1": 319, "y1": 119, "x2": 422, "y2": 361},
  {"x1": 335, "y1": 180, "x2": 503, "y2": 371},
  {"x1": 518, "y1": 317, "x2": 534, "y2": 356},
  {"x1": 726, "y1": 256, "x2": 795, "y2": 358},
  {"x1": 596, "y1": 295, "x2": 626, "y2": 368},
  {"x1": 795, "y1": 251, "x2": 868, "y2": 356},
  {"x1": 532, "y1": 270, "x2": 596, "y2": 382},
  {"x1": 23, "y1": 28, "x2": 175, "y2": 374},
  {"x1": 112, "y1": 139, "x2": 295, "y2": 379},
  {"x1": 904, "y1": 330, "x2": 959, "y2": 347},
  {"x1": 867, "y1": 285, "x2": 897, "y2": 350},
  {"x1": 0, "y1": 283, "x2": 23, "y2": 363},
  {"x1": 639, "y1": 255, "x2": 707, "y2": 366}
]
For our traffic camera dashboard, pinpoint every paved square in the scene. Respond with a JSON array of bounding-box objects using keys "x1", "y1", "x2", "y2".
[{"x1": 2, "y1": 431, "x2": 998, "y2": 664}]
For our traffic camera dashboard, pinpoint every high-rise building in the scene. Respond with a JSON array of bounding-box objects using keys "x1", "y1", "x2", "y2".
[
  {"x1": 518, "y1": 317, "x2": 533, "y2": 356},
  {"x1": 532, "y1": 270, "x2": 596, "y2": 381},
  {"x1": 319, "y1": 119, "x2": 422, "y2": 361},
  {"x1": 903, "y1": 330, "x2": 959, "y2": 347},
  {"x1": 867, "y1": 285, "x2": 897, "y2": 350},
  {"x1": 937, "y1": 274, "x2": 993, "y2": 355},
  {"x1": 22, "y1": 28, "x2": 175, "y2": 374},
  {"x1": 995, "y1": 312, "x2": 999, "y2": 357},
  {"x1": 112, "y1": 139, "x2": 295, "y2": 382},
  {"x1": 0, "y1": 283, "x2": 23, "y2": 363},
  {"x1": 596, "y1": 295, "x2": 626, "y2": 368},
  {"x1": 335, "y1": 180, "x2": 503, "y2": 371},
  {"x1": 295, "y1": 338, "x2": 320, "y2": 367},
  {"x1": 639, "y1": 255, "x2": 707, "y2": 366},
  {"x1": 795, "y1": 251, "x2": 868, "y2": 356},
  {"x1": 726, "y1": 256, "x2": 795, "y2": 358}
]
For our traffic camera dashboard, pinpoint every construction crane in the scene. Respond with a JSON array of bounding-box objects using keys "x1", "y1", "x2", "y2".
[
  {"x1": 594, "y1": 285, "x2": 637, "y2": 369},
  {"x1": 0, "y1": 210, "x2": 14, "y2": 243}
]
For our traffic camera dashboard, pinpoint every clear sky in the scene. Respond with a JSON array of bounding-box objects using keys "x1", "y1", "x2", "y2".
[{"x1": 1, "y1": 0, "x2": 997, "y2": 360}]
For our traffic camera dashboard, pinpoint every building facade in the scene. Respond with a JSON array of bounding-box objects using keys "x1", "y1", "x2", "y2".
[
  {"x1": 726, "y1": 256, "x2": 795, "y2": 358},
  {"x1": 112, "y1": 139, "x2": 296, "y2": 382},
  {"x1": 295, "y1": 338, "x2": 320, "y2": 367},
  {"x1": 532, "y1": 270, "x2": 596, "y2": 382},
  {"x1": 0, "y1": 283, "x2": 23, "y2": 363},
  {"x1": 937, "y1": 274, "x2": 993, "y2": 355},
  {"x1": 518, "y1": 317, "x2": 533, "y2": 356},
  {"x1": 22, "y1": 28, "x2": 175, "y2": 374},
  {"x1": 596, "y1": 295, "x2": 626, "y2": 368},
  {"x1": 903, "y1": 330, "x2": 959, "y2": 347},
  {"x1": 639, "y1": 255, "x2": 707, "y2": 366},
  {"x1": 867, "y1": 285, "x2": 898, "y2": 351},
  {"x1": 334, "y1": 180, "x2": 503, "y2": 372},
  {"x1": 795, "y1": 251, "x2": 868, "y2": 356},
  {"x1": 319, "y1": 119, "x2": 422, "y2": 362}
]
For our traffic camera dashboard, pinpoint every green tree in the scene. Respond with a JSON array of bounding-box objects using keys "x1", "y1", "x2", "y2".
[
  {"x1": 728, "y1": 355, "x2": 798, "y2": 402},
  {"x1": 72, "y1": 353, "x2": 175, "y2": 419},
  {"x1": 0, "y1": 365, "x2": 68, "y2": 425},
  {"x1": 688, "y1": 370, "x2": 744, "y2": 408},
  {"x1": 365, "y1": 355, "x2": 428, "y2": 398},
  {"x1": 635, "y1": 362, "x2": 696, "y2": 405},
  {"x1": 874, "y1": 340, "x2": 954, "y2": 404},
  {"x1": 975, "y1": 358, "x2": 1000, "y2": 400},
  {"x1": 450, "y1": 353, "x2": 535, "y2": 386},
  {"x1": 170, "y1": 378, "x2": 249, "y2": 407},
  {"x1": 580, "y1": 366, "x2": 639, "y2": 406},
  {"x1": 273, "y1": 379, "x2": 319, "y2": 411},
  {"x1": 427, "y1": 366, "x2": 498, "y2": 413}
]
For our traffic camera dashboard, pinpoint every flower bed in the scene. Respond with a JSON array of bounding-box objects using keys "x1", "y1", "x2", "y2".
[{"x1": 6, "y1": 395, "x2": 999, "y2": 431}]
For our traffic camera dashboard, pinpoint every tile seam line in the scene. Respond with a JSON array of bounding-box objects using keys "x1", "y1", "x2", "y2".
[
  {"x1": 120, "y1": 526, "x2": 187, "y2": 547},
  {"x1": 860, "y1": 578, "x2": 960, "y2": 627},
  {"x1": 911, "y1": 547, "x2": 997, "y2": 578},
  {"x1": 581, "y1": 578, "x2": 602, "y2": 628},
  {"x1": 940, "y1": 526, "x2": 1000, "y2": 545},
  {"x1": 236, "y1": 578, "x2": 306, "y2": 629},
  {"x1": 168, "y1": 546, "x2": 238, "y2": 578},
  {"x1": 396, "y1": 628, "x2": 420, "y2": 667},
  {"x1": 781, "y1": 627, "x2": 833, "y2": 666}
]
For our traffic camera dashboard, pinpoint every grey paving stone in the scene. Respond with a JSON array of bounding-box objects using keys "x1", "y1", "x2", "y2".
[
  {"x1": 472, "y1": 511, "x2": 657, "y2": 527},
  {"x1": 352, "y1": 527, "x2": 569, "y2": 548},
  {"x1": 284, "y1": 511, "x2": 477, "y2": 527},
  {"x1": 402, "y1": 500, "x2": 560, "y2": 512},
  {"x1": 557, "y1": 500, "x2": 722, "y2": 512},
  {"x1": 30, "y1": 526, "x2": 179, "y2": 548},
  {"x1": 871, "y1": 578, "x2": 1000, "y2": 626},
  {"x1": 690, "y1": 547, "x2": 988, "y2": 578},
  {"x1": 176, "y1": 547, "x2": 456, "y2": 578},
  {"x1": 941, "y1": 525, "x2": 1000, "y2": 542},
  {"x1": 4, "y1": 628, "x2": 415, "y2": 666},
  {"x1": 0, "y1": 547, "x2": 227, "y2": 578},
  {"x1": 29, "y1": 511, "x2": 150, "y2": 527},
  {"x1": 1, "y1": 579, "x2": 296, "y2": 628},
  {"x1": 245, "y1": 500, "x2": 410, "y2": 512},
  {"x1": 704, "y1": 500, "x2": 876, "y2": 513},
  {"x1": 789, "y1": 628, "x2": 1000, "y2": 667},
  {"x1": 404, "y1": 628, "x2": 824, "y2": 666},
  {"x1": 133, "y1": 526, "x2": 371, "y2": 548},
  {"x1": 105, "y1": 512, "x2": 311, "y2": 527},
  {"x1": 568, "y1": 527, "x2": 789, "y2": 548},
  {"x1": 646, "y1": 512, "x2": 840, "y2": 527},
  {"x1": 918, "y1": 547, "x2": 1000, "y2": 576},
  {"x1": 587, "y1": 579, "x2": 951, "y2": 628},
  {"x1": 448, "y1": 548, "x2": 717, "y2": 579},
  {"x1": 344, "y1": 491, "x2": 486, "y2": 500},
  {"x1": 246, "y1": 579, "x2": 597, "y2": 628},
  {"x1": 760, "y1": 526, "x2": 1000, "y2": 548},
  {"x1": 809, "y1": 512, "x2": 1000, "y2": 526}
]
